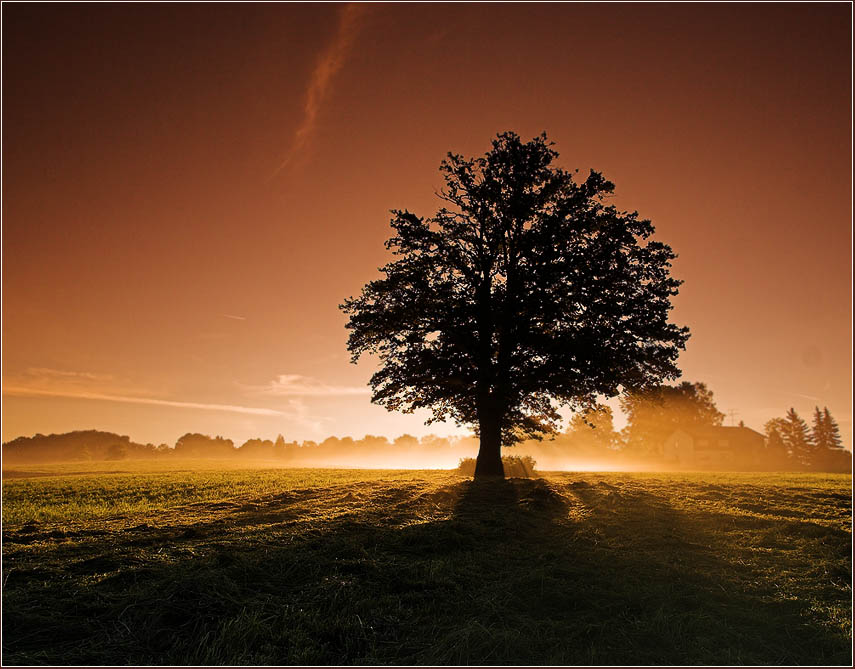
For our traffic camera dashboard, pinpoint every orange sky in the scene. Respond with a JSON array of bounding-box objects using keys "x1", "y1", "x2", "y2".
[{"x1": 2, "y1": 3, "x2": 852, "y2": 449}]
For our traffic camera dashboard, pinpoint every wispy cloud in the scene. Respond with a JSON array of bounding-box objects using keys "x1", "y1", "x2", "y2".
[
  {"x1": 5, "y1": 367, "x2": 285, "y2": 416},
  {"x1": 792, "y1": 393, "x2": 824, "y2": 402},
  {"x1": 3, "y1": 386, "x2": 285, "y2": 416},
  {"x1": 26, "y1": 367, "x2": 112, "y2": 381},
  {"x1": 776, "y1": 390, "x2": 825, "y2": 403},
  {"x1": 282, "y1": 397, "x2": 327, "y2": 433},
  {"x1": 247, "y1": 374, "x2": 370, "y2": 397},
  {"x1": 269, "y1": 3, "x2": 369, "y2": 180},
  {"x1": 223, "y1": 314, "x2": 246, "y2": 321}
]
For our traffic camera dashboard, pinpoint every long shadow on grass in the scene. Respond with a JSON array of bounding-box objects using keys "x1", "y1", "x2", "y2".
[{"x1": 2, "y1": 477, "x2": 851, "y2": 665}]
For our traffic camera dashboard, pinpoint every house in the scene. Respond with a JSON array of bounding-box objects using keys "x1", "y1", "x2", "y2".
[{"x1": 663, "y1": 426, "x2": 765, "y2": 469}]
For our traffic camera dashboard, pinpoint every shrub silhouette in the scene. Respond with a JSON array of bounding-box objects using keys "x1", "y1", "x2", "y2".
[{"x1": 458, "y1": 455, "x2": 537, "y2": 478}]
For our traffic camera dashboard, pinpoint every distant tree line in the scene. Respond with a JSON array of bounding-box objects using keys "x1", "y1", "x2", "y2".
[
  {"x1": 1, "y1": 430, "x2": 170, "y2": 464},
  {"x1": 1, "y1": 384, "x2": 849, "y2": 472},
  {"x1": 763, "y1": 407, "x2": 847, "y2": 471}
]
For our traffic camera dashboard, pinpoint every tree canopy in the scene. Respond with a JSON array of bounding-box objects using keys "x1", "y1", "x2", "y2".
[
  {"x1": 812, "y1": 406, "x2": 844, "y2": 451},
  {"x1": 567, "y1": 405, "x2": 620, "y2": 451},
  {"x1": 620, "y1": 381, "x2": 724, "y2": 453},
  {"x1": 783, "y1": 407, "x2": 815, "y2": 466},
  {"x1": 342, "y1": 132, "x2": 689, "y2": 477}
]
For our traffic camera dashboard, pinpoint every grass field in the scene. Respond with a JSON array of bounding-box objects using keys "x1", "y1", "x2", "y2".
[{"x1": 2, "y1": 462, "x2": 851, "y2": 665}]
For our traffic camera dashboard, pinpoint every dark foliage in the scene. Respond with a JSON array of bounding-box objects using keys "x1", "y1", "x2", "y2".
[
  {"x1": 823, "y1": 408, "x2": 844, "y2": 450},
  {"x1": 783, "y1": 408, "x2": 815, "y2": 467},
  {"x1": 174, "y1": 433, "x2": 235, "y2": 458},
  {"x1": 813, "y1": 406, "x2": 845, "y2": 452},
  {"x1": 2, "y1": 422, "x2": 847, "y2": 472},
  {"x1": 765, "y1": 407, "x2": 851, "y2": 472},
  {"x1": 1, "y1": 430, "x2": 159, "y2": 463},
  {"x1": 342, "y1": 132, "x2": 688, "y2": 477},
  {"x1": 620, "y1": 381, "x2": 724, "y2": 454},
  {"x1": 457, "y1": 455, "x2": 537, "y2": 478}
]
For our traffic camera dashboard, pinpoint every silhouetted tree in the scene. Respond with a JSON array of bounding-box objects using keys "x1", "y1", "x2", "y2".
[
  {"x1": 419, "y1": 434, "x2": 449, "y2": 450},
  {"x1": 567, "y1": 405, "x2": 620, "y2": 450},
  {"x1": 813, "y1": 406, "x2": 844, "y2": 451},
  {"x1": 783, "y1": 408, "x2": 814, "y2": 467},
  {"x1": 810, "y1": 407, "x2": 849, "y2": 472},
  {"x1": 238, "y1": 438, "x2": 275, "y2": 458},
  {"x1": 174, "y1": 433, "x2": 235, "y2": 458},
  {"x1": 360, "y1": 435, "x2": 391, "y2": 450},
  {"x1": 106, "y1": 443, "x2": 128, "y2": 460},
  {"x1": 342, "y1": 132, "x2": 688, "y2": 478},
  {"x1": 319, "y1": 436, "x2": 342, "y2": 454},
  {"x1": 812, "y1": 407, "x2": 831, "y2": 450},
  {"x1": 1, "y1": 430, "x2": 138, "y2": 463},
  {"x1": 764, "y1": 419, "x2": 792, "y2": 469},
  {"x1": 824, "y1": 408, "x2": 844, "y2": 450},
  {"x1": 621, "y1": 381, "x2": 723, "y2": 455},
  {"x1": 393, "y1": 434, "x2": 419, "y2": 450}
]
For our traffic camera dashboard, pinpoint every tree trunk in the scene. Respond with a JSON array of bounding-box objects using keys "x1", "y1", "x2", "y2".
[{"x1": 474, "y1": 413, "x2": 504, "y2": 479}]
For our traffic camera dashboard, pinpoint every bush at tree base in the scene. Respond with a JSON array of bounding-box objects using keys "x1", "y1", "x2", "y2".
[{"x1": 457, "y1": 455, "x2": 537, "y2": 478}]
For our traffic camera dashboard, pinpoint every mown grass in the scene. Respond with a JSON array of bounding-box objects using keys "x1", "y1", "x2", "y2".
[
  {"x1": 2, "y1": 464, "x2": 851, "y2": 665},
  {"x1": 1, "y1": 462, "x2": 429, "y2": 526}
]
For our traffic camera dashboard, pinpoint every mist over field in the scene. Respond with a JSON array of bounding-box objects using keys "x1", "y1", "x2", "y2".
[
  {"x1": 2, "y1": 2, "x2": 851, "y2": 666},
  {"x1": 4, "y1": 384, "x2": 850, "y2": 475},
  {"x1": 2, "y1": 402, "x2": 851, "y2": 666},
  {"x1": 2, "y1": 430, "x2": 849, "y2": 474}
]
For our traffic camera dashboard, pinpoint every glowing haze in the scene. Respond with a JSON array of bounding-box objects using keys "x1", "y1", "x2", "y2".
[{"x1": 2, "y1": 3, "x2": 851, "y2": 449}]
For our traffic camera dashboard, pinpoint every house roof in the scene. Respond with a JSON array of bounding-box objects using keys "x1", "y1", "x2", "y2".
[{"x1": 670, "y1": 425, "x2": 765, "y2": 449}]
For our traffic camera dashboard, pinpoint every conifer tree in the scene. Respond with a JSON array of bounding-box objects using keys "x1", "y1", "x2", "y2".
[
  {"x1": 812, "y1": 406, "x2": 831, "y2": 450},
  {"x1": 784, "y1": 408, "x2": 815, "y2": 467},
  {"x1": 823, "y1": 407, "x2": 844, "y2": 450}
]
